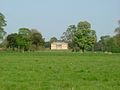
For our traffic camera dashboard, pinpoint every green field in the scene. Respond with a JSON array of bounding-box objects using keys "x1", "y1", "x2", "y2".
[{"x1": 0, "y1": 51, "x2": 120, "y2": 90}]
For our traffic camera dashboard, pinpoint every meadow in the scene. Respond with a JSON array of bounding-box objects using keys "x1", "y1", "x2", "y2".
[{"x1": 0, "y1": 51, "x2": 120, "y2": 90}]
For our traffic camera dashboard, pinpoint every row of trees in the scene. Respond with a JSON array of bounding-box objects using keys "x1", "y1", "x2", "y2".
[
  {"x1": 6, "y1": 28, "x2": 44, "y2": 51},
  {"x1": 61, "y1": 21, "x2": 97, "y2": 52},
  {"x1": 94, "y1": 21, "x2": 120, "y2": 53},
  {"x1": 0, "y1": 12, "x2": 120, "y2": 53},
  {"x1": 0, "y1": 12, "x2": 44, "y2": 51},
  {"x1": 60, "y1": 20, "x2": 120, "y2": 53}
]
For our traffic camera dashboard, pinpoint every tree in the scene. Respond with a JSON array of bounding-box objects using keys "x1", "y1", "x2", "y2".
[
  {"x1": 100, "y1": 35, "x2": 111, "y2": 51},
  {"x1": 50, "y1": 37, "x2": 57, "y2": 43},
  {"x1": 16, "y1": 34, "x2": 30, "y2": 51},
  {"x1": 115, "y1": 20, "x2": 120, "y2": 35},
  {"x1": 19, "y1": 28, "x2": 31, "y2": 38},
  {"x1": 114, "y1": 20, "x2": 120, "y2": 47},
  {"x1": 61, "y1": 25, "x2": 76, "y2": 42},
  {"x1": 77, "y1": 21, "x2": 91, "y2": 30},
  {"x1": 95, "y1": 35, "x2": 120, "y2": 53},
  {"x1": 31, "y1": 29, "x2": 45, "y2": 50},
  {"x1": 18, "y1": 28, "x2": 32, "y2": 51},
  {"x1": 0, "y1": 12, "x2": 7, "y2": 41},
  {"x1": 74, "y1": 21, "x2": 97, "y2": 52},
  {"x1": 61, "y1": 25, "x2": 76, "y2": 48},
  {"x1": 6, "y1": 28, "x2": 45, "y2": 51},
  {"x1": 45, "y1": 41, "x2": 51, "y2": 49},
  {"x1": 7, "y1": 33, "x2": 18, "y2": 50}
]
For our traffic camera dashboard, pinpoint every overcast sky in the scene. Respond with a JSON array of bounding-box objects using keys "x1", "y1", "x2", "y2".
[{"x1": 0, "y1": 0, "x2": 120, "y2": 41}]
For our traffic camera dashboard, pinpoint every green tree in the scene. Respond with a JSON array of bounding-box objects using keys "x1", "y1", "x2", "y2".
[
  {"x1": 115, "y1": 20, "x2": 120, "y2": 34},
  {"x1": 16, "y1": 34, "x2": 29, "y2": 51},
  {"x1": 45, "y1": 41, "x2": 51, "y2": 49},
  {"x1": 6, "y1": 28, "x2": 45, "y2": 51},
  {"x1": 31, "y1": 29, "x2": 45, "y2": 50},
  {"x1": 61, "y1": 25, "x2": 76, "y2": 42},
  {"x1": 61, "y1": 25, "x2": 76, "y2": 48},
  {"x1": 0, "y1": 12, "x2": 7, "y2": 40},
  {"x1": 100, "y1": 35, "x2": 111, "y2": 51},
  {"x1": 50, "y1": 37, "x2": 57, "y2": 43},
  {"x1": 114, "y1": 20, "x2": 120, "y2": 47},
  {"x1": 7, "y1": 33, "x2": 18, "y2": 50},
  {"x1": 95, "y1": 35, "x2": 120, "y2": 53},
  {"x1": 19, "y1": 28, "x2": 31, "y2": 38},
  {"x1": 74, "y1": 21, "x2": 97, "y2": 52},
  {"x1": 18, "y1": 28, "x2": 32, "y2": 51}
]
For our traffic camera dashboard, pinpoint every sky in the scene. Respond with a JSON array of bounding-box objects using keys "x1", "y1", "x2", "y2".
[{"x1": 0, "y1": 0, "x2": 120, "y2": 41}]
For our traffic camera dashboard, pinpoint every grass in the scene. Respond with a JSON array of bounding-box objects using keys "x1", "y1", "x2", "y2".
[{"x1": 0, "y1": 51, "x2": 120, "y2": 90}]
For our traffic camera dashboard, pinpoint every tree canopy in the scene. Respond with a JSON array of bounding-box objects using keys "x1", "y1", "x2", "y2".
[
  {"x1": 6, "y1": 28, "x2": 45, "y2": 52},
  {"x1": 0, "y1": 12, "x2": 7, "y2": 40}
]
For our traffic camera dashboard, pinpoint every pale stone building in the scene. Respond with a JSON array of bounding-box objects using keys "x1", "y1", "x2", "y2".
[{"x1": 51, "y1": 42, "x2": 68, "y2": 50}]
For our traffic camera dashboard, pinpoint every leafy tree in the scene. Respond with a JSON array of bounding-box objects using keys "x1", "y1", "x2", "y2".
[
  {"x1": 61, "y1": 25, "x2": 76, "y2": 49},
  {"x1": 31, "y1": 29, "x2": 45, "y2": 50},
  {"x1": 18, "y1": 28, "x2": 32, "y2": 51},
  {"x1": 16, "y1": 34, "x2": 30, "y2": 51},
  {"x1": 74, "y1": 21, "x2": 97, "y2": 52},
  {"x1": 114, "y1": 20, "x2": 120, "y2": 47},
  {"x1": 104, "y1": 36, "x2": 120, "y2": 53},
  {"x1": 115, "y1": 20, "x2": 120, "y2": 35},
  {"x1": 45, "y1": 41, "x2": 51, "y2": 49},
  {"x1": 77, "y1": 21, "x2": 91, "y2": 30},
  {"x1": 50, "y1": 37, "x2": 57, "y2": 43},
  {"x1": 100, "y1": 35, "x2": 111, "y2": 51},
  {"x1": 0, "y1": 12, "x2": 7, "y2": 40},
  {"x1": 95, "y1": 32, "x2": 120, "y2": 53},
  {"x1": 6, "y1": 28, "x2": 45, "y2": 51},
  {"x1": 94, "y1": 41, "x2": 103, "y2": 51},
  {"x1": 61, "y1": 25, "x2": 76, "y2": 42},
  {"x1": 19, "y1": 28, "x2": 31, "y2": 39},
  {"x1": 7, "y1": 33, "x2": 18, "y2": 50}
]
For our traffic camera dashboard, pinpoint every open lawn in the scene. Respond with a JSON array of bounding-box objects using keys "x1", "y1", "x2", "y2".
[{"x1": 0, "y1": 51, "x2": 120, "y2": 90}]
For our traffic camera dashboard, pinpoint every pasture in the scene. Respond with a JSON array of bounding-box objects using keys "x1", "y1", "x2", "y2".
[{"x1": 0, "y1": 51, "x2": 120, "y2": 90}]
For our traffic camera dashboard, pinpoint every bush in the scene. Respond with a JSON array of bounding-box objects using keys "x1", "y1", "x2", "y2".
[{"x1": 111, "y1": 47, "x2": 120, "y2": 53}]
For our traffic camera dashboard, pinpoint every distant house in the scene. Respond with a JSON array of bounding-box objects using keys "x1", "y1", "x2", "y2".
[{"x1": 51, "y1": 42, "x2": 68, "y2": 50}]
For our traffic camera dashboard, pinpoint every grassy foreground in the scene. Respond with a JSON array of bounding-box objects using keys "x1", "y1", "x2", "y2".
[{"x1": 0, "y1": 51, "x2": 120, "y2": 90}]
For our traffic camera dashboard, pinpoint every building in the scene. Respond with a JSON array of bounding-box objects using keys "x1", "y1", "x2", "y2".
[{"x1": 51, "y1": 42, "x2": 68, "y2": 50}]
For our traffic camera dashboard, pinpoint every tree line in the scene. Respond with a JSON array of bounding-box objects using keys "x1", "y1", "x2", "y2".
[
  {"x1": 0, "y1": 13, "x2": 44, "y2": 52},
  {"x1": 0, "y1": 12, "x2": 120, "y2": 53},
  {"x1": 94, "y1": 21, "x2": 120, "y2": 53},
  {"x1": 6, "y1": 28, "x2": 44, "y2": 51}
]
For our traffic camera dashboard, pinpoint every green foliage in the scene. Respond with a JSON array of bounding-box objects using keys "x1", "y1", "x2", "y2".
[
  {"x1": 45, "y1": 41, "x2": 51, "y2": 49},
  {"x1": 95, "y1": 21, "x2": 120, "y2": 53},
  {"x1": 0, "y1": 52, "x2": 120, "y2": 90},
  {"x1": 0, "y1": 12, "x2": 7, "y2": 40},
  {"x1": 50, "y1": 37, "x2": 57, "y2": 43},
  {"x1": 74, "y1": 21, "x2": 97, "y2": 52},
  {"x1": 61, "y1": 22, "x2": 96, "y2": 52},
  {"x1": 31, "y1": 29, "x2": 45, "y2": 50},
  {"x1": 77, "y1": 21, "x2": 91, "y2": 30},
  {"x1": 16, "y1": 34, "x2": 31, "y2": 51},
  {"x1": 19, "y1": 28, "x2": 31, "y2": 36},
  {"x1": 6, "y1": 29, "x2": 45, "y2": 51},
  {"x1": 61, "y1": 25, "x2": 76, "y2": 42},
  {"x1": 61, "y1": 25, "x2": 76, "y2": 49},
  {"x1": 95, "y1": 35, "x2": 120, "y2": 53},
  {"x1": 115, "y1": 20, "x2": 120, "y2": 35},
  {"x1": 114, "y1": 20, "x2": 120, "y2": 47},
  {"x1": 100, "y1": 35, "x2": 111, "y2": 51},
  {"x1": 7, "y1": 33, "x2": 18, "y2": 50}
]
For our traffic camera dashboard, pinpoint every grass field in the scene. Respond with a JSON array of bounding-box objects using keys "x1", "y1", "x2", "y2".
[{"x1": 0, "y1": 51, "x2": 120, "y2": 90}]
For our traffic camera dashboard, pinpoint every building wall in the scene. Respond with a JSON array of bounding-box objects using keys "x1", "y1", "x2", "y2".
[{"x1": 51, "y1": 42, "x2": 68, "y2": 50}]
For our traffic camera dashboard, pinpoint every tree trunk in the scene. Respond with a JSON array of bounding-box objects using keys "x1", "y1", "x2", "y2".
[
  {"x1": 92, "y1": 45, "x2": 95, "y2": 52},
  {"x1": 81, "y1": 47, "x2": 85, "y2": 53}
]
